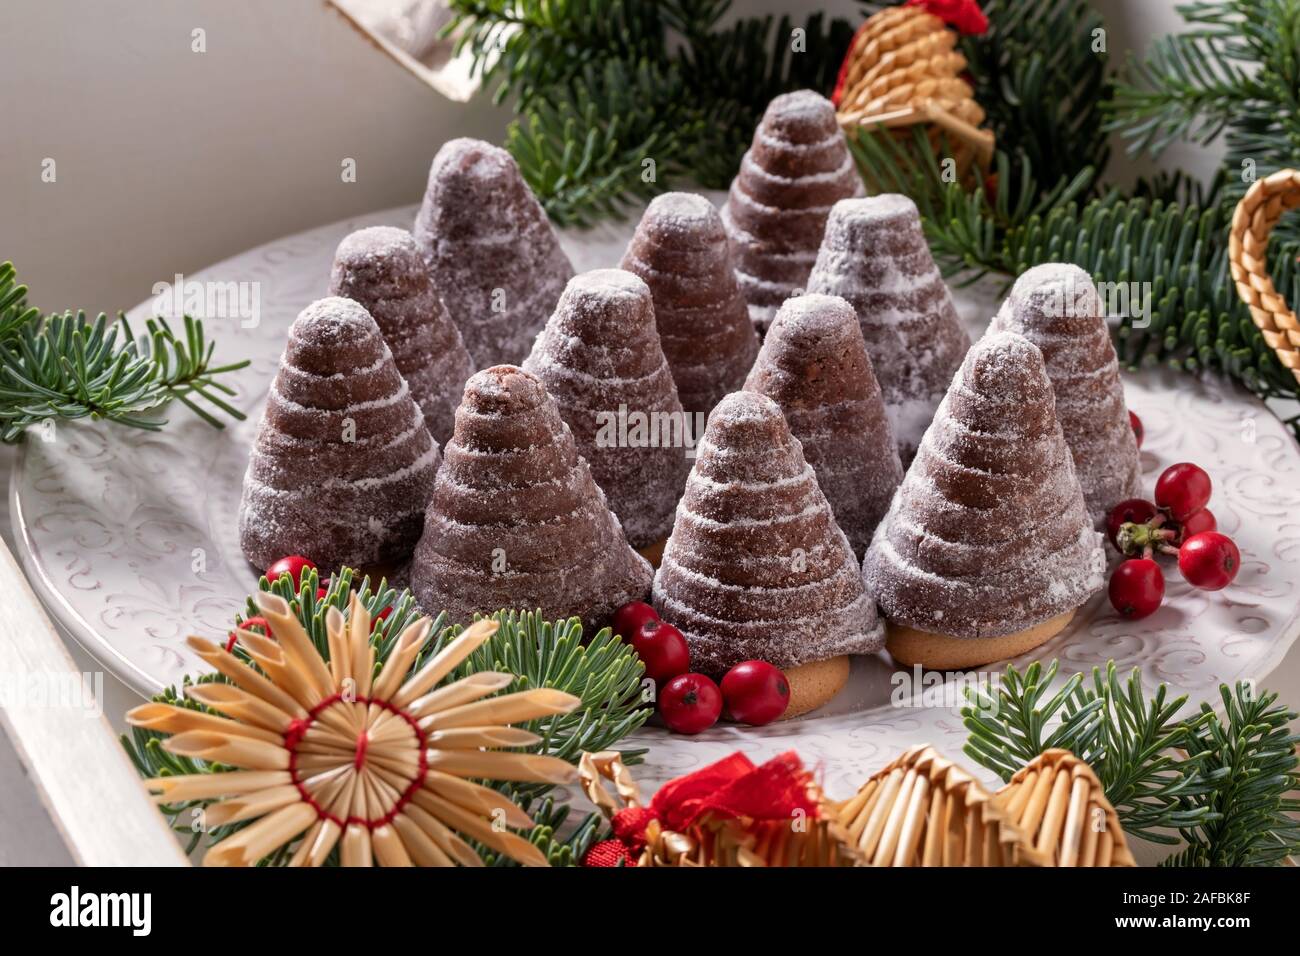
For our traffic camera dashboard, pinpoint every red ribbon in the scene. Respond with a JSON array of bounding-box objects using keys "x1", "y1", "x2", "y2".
[
  {"x1": 906, "y1": 0, "x2": 989, "y2": 35},
  {"x1": 583, "y1": 751, "x2": 820, "y2": 867}
]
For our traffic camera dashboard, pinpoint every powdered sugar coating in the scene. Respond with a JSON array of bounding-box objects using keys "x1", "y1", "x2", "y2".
[
  {"x1": 413, "y1": 138, "x2": 574, "y2": 367},
  {"x1": 991, "y1": 263, "x2": 1141, "y2": 524},
  {"x1": 620, "y1": 192, "x2": 760, "y2": 419},
  {"x1": 653, "y1": 391, "x2": 883, "y2": 677},
  {"x1": 807, "y1": 195, "x2": 971, "y2": 462},
  {"x1": 522, "y1": 269, "x2": 690, "y2": 548},
  {"x1": 329, "y1": 226, "x2": 472, "y2": 446},
  {"x1": 719, "y1": 91, "x2": 865, "y2": 333},
  {"x1": 863, "y1": 331, "x2": 1105, "y2": 639},
  {"x1": 238, "y1": 296, "x2": 440, "y2": 572},
  {"x1": 745, "y1": 293, "x2": 903, "y2": 558},
  {"x1": 410, "y1": 365, "x2": 653, "y2": 632}
]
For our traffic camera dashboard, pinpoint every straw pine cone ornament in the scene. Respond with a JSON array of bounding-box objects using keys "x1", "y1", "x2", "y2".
[
  {"x1": 836, "y1": 744, "x2": 1031, "y2": 866},
  {"x1": 991, "y1": 749, "x2": 1136, "y2": 867},
  {"x1": 837, "y1": 745, "x2": 1135, "y2": 867},
  {"x1": 833, "y1": 1, "x2": 993, "y2": 170},
  {"x1": 128, "y1": 592, "x2": 580, "y2": 866}
]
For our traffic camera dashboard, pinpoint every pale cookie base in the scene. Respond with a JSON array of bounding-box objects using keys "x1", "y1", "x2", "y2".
[
  {"x1": 783, "y1": 655, "x2": 850, "y2": 718},
  {"x1": 886, "y1": 610, "x2": 1076, "y2": 670},
  {"x1": 637, "y1": 537, "x2": 667, "y2": 569}
]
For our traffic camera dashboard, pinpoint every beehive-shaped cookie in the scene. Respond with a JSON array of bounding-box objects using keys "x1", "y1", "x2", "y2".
[
  {"x1": 523, "y1": 269, "x2": 690, "y2": 549},
  {"x1": 744, "y1": 293, "x2": 902, "y2": 559},
  {"x1": 619, "y1": 192, "x2": 759, "y2": 419},
  {"x1": 807, "y1": 194, "x2": 970, "y2": 461},
  {"x1": 720, "y1": 91, "x2": 864, "y2": 334},
  {"x1": 863, "y1": 332, "x2": 1105, "y2": 669},
  {"x1": 329, "y1": 226, "x2": 472, "y2": 447},
  {"x1": 410, "y1": 366, "x2": 653, "y2": 631},
  {"x1": 991, "y1": 263, "x2": 1141, "y2": 523},
  {"x1": 239, "y1": 297, "x2": 440, "y2": 572},
  {"x1": 653, "y1": 391, "x2": 882, "y2": 712},
  {"x1": 413, "y1": 138, "x2": 574, "y2": 367}
]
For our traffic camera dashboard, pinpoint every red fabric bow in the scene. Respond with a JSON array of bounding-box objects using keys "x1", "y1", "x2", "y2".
[
  {"x1": 582, "y1": 751, "x2": 820, "y2": 867},
  {"x1": 906, "y1": 0, "x2": 989, "y2": 35}
]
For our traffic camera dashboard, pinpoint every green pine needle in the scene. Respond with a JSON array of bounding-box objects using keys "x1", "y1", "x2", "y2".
[{"x1": 0, "y1": 263, "x2": 249, "y2": 443}]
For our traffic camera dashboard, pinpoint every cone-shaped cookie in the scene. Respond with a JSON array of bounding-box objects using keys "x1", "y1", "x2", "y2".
[
  {"x1": 411, "y1": 366, "x2": 653, "y2": 631},
  {"x1": 619, "y1": 192, "x2": 760, "y2": 419},
  {"x1": 239, "y1": 296, "x2": 440, "y2": 573},
  {"x1": 328, "y1": 226, "x2": 472, "y2": 447},
  {"x1": 991, "y1": 263, "x2": 1141, "y2": 524},
  {"x1": 744, "y1": 293, "x2": 903, "y2": 559},
  {"x1": 413, "y1": 138, "x2": 574, "y2": 367},
  {"x1": 863, "y1": 331, "x2": 1105, "y2": 670},
  {"x1": 720, "y1": 90, "x2": 864, "y2": 334},
  {"x1": 807, "y1": 195, "x2": 971, "y2": 463},
  {"x1": 653, "y1": 391, "x2": 882, "y2": 716},
  {"x1": 522, "y1": 269, "x2": 690, "y2": 550}
]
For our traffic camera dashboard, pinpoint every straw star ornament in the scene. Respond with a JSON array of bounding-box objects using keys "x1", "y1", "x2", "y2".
[{"x1": 127, "y1": 592, "x2": 581, "y2": 866}]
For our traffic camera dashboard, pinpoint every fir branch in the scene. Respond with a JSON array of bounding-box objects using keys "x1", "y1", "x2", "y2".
[
  {"x1": 448, "y1": 0, "x2": 673, "y2": 106},
  {"x1": 1166, "y1": 683, "x2": 1300, "y2": 866},
  {"x1": 963, "y1": 660, "x2": 1300, "y2": 864},
  {"x1": 505, "y1": 58, "x2": 694, "y2": 227},
  {"x1": 0, "y1": 262, "x2": 41, "y2": 344},
  {"x1": 0, "y1": 308, "x2": 248, "y2": 443},
  {"x1": 953, "y1": 0, "x2": 1110, "y2": 194},
  {"x1": 1109, "y1": 0, "x2": 1300, "y2": 161},
  {"x1": 449, "y1": 0, "x2": 856, "y2": 222}
]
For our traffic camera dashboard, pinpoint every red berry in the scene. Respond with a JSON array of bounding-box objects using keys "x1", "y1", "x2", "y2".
[
  {"x1": 1154, "y1": 463, "x2": 1212, "y2": 522},
  {"x1": 658, "y1": 673, "x2": 722, "y2": 734},
  {"x1": 1179, "y1": 508, "x2": 1217, "y2": 540},
  {"x1": 720, "y1": 660, "x2": 790, "y2": 726},
  {"x1": 1178, "y1": 532, "x2": 1240, "y2": 591},
  {"x1": 266, "y1": 555, "x2": 316, "y2": 592},
  {"x1": 1108, "y1": 559, "x2": 1165, "y2": 619},
  {"x1": 612, "y1": 601, "x2": 659, "y2": 641},
  {"x1": 630, "y1": 619, "x2": 691, "y2": 684},
  {"x1": 226, "y1": 615, "x2": 270, "y2": 653},
  {"x1": 371, "y1": 605, "x2": 394, "y2": 632},
  {"x1": 1106, "y1": 498, "x2": 1158, "y2": 549},
  {"x1": 1129, "y1": 410, "x2": 1143, "y2": 449}
]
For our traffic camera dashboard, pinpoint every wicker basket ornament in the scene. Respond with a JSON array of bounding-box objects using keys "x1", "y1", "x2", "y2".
[
  {"x1": 1229, "y1": 168, "x2": 1300, "y2": 386},
  {"x1": 835, "y1": 744, "x2": 1034, "y2": 866},
  {"x1": 578, "y1": 750, "x2": 860, "y2": 867},
  {"x1": 991, "y1": 748, "x2": 1136, "y2": 867},
  {"x1": 833, "y1": 4, "x2": 994, "y2": 173}
]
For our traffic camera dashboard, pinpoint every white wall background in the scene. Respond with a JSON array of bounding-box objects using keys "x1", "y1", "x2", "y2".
[{"x1": 0, "y1": 0, "x2": 508, "y2": 314}]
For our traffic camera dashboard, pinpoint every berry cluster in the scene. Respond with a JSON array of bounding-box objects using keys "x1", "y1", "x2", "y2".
[
  {"x1": 613, "y1": 602, "x2": 790, "y2": 733},
  {"x1": 1105, "y1": 455, "x2": 1240, "y2": 620}
]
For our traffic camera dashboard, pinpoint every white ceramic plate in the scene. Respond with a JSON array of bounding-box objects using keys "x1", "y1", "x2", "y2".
[{"x1": 13, "y1": 200, "x2": 1300, "y2": 797}]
